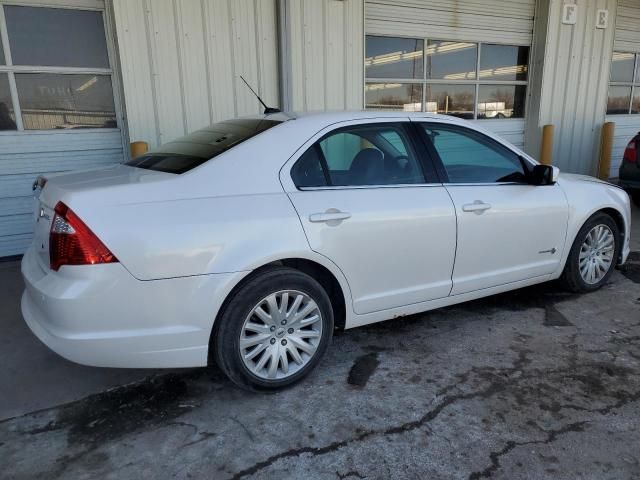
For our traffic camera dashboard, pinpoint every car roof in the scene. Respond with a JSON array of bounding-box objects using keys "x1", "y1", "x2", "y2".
[{"x1": 248, "y1": 109, "x2": 473, "y2": 131}]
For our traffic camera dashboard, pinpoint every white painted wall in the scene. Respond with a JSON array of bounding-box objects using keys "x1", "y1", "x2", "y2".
[{"x1": 112, "y1": 0, "x2": 279, "y2": 148}]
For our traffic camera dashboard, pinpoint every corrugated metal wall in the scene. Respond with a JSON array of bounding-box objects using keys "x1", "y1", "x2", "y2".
[
  {"x1": 365, "y1": 0, "x2": 536, "y2": 44},
  {"x1": 112, "y1": 0, "x2": 279, "y2": 148},
  {"x1": 364, "y1": 0, "x2": 535, "y2": 146},
  {"x1": 613, "y1": 0, "x2": 640, "y2": 51},
  {"x1": 283, "y1": 0, "x2": 364, "y2": 111},
  {"x1": 526, "y1": 0, "x2": 617, "y2": 175},
  {"x1": 607, "y1": 0, "x2": 640, "y2": 177},
  {"x1": 0, "y1": 130, "x2": 124, "y2": 256}
]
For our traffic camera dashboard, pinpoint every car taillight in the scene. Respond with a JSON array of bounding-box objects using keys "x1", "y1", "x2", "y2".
[
  {"x1": 49, "y1": 202, "x2": 118, "y2": 271},
  {"x1": 623, "y1": 137, "x2": 637, "y2": 164}
]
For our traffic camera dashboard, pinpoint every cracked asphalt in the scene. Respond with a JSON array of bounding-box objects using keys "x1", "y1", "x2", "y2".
[{"x1": 1, "y1": 254, "x2": 639, "y2": 480}]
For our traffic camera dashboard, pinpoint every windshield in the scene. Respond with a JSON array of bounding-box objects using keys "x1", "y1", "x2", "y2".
[{"x1": 125, "y1": 118, "x2": 282, "y2": 174}]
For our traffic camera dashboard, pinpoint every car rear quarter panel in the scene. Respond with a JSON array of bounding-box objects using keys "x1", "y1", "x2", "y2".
[{"x1": 74, "y1": 193, "x2": 312, "y2": 280}]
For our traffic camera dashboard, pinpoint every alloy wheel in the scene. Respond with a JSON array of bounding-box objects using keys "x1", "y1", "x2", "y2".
[
  {"x1": 240, "y1": 290, "x2": 323, "y2": 380},
  {"x1": 579, "y1": 224, "x2": 615, "y2": 284}
]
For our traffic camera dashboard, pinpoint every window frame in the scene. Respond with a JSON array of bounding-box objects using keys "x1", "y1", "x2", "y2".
[
  {"x1": 290, "y1": 121, "x2": 439, "y2": 190},
  {"x1": 413, "y1": 121, "x2": 534, "y2": 186},
  {"x1": 365, "y1": 35, "x2": 530, "y2": 120},
  {"x1": 0, "y1": 1, "x2": 123, "y2": 134},
  {"x1": 607, "y1": 51, "x2": 640, "y2": 115}
]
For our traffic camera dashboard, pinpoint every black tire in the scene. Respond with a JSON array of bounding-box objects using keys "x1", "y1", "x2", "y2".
[
  {"x1": 213, "y1": 267, "x2": 334, "y2": 391},
  {"x1": 631, "y1": 190, "x2": 640, "y2": 208},
  {"x1": 559, "y1": 212, "x2": 621, "y2": 292}
]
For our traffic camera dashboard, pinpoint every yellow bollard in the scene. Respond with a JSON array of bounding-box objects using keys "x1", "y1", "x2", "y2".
[
  {"x1": 597, "y1": 122, "x2": 615, "y2": 180},
  {"x1": 540, "y1": 125, "x2": 554, "y2": 165},
  {"x1": 130, "y1": 141, "x2": 149, "y2": 159}
]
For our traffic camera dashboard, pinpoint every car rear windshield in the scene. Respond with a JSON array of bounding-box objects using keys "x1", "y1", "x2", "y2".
[{"x1": 125, "y1": 118, "x2": 282, "y2": 174}]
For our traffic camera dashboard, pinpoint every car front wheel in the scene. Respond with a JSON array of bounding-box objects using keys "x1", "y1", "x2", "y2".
[
  {"x1": 560, "y1": 212, "x2": 620, "y2": 292},
  {"x1": 213, "y1": 267, "x2": 334, "y2": 391}
]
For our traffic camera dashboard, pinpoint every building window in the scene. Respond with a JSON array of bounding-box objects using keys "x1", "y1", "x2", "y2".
[
  {"x1": 365, "y1": 36, "x2": 529, "y2": 120},
  {"x1": 607, "y1": 52, "x2": 640, "y2": 115},
  {"x1": 0, "y1": 5, "x2": 117, "y2": 131}
]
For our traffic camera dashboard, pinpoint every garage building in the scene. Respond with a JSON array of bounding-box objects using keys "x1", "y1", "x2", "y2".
[{"x1": 0, "y1": 0, "x2": 638, "y2": 257}]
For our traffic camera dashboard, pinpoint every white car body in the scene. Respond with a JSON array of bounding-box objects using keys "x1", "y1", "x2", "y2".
[{"x1": 21, "y1": 111, "x2": 632, "y2": 369}]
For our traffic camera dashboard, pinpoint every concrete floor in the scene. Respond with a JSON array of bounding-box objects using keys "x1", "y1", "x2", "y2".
[{"x1": 0, "y1": 202, "x2": 638, "y2": 479}]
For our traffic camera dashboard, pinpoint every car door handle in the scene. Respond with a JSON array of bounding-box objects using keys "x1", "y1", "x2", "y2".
[
  {"x1": 309, "y1": 210, "x2": 352, "y2": 224},
  {"x1": 462, "y1": 201, "x2": 492, "y2": 213}
]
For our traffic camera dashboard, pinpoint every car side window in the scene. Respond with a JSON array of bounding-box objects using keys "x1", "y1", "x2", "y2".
[
  {"x1": 420, "y1": 124, "x2": 527, "y2": 184},
  {"x1": 291, "y1": 123, "x2": 425, "y2": 188}
]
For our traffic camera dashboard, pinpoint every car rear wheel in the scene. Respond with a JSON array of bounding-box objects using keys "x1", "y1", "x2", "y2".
[
  {"x1": 560, "y1": 213, "x2": 620, "y2": 292},
  {"x1": 213, "y1": 267, "x2": 333, "y2": 391}
]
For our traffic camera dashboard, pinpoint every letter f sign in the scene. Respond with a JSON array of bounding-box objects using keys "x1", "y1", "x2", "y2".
[{"x1": 562, "y1": 4, "x2": 577, "y2": 25}]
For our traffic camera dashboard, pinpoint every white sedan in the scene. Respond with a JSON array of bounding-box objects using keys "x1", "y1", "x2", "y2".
[{"x1": 22, "y1": 111, "x2": 632, "y2": 390}]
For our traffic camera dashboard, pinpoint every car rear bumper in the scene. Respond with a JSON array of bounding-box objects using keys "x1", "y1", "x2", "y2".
[{"x1": 21, "y1": 246, "x2": 243, "y2": 368}]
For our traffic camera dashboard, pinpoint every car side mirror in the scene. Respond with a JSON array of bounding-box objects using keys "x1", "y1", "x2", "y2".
[{"x1": 529, "y1": 164, "x2": 557, "y2": 185}]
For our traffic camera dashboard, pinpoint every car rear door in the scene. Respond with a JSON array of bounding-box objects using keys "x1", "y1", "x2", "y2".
[
  {"x1": 414, "y1": 121, "x2": 569, "y2": 295},
  {"x1": 281, "y1": 118, "x2": 457, "y2": 315}
]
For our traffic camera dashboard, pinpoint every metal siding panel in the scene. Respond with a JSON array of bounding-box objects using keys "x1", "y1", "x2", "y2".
[
  {"x1": 581, "y1": 0, "x2": 616, "y2": 175},
  {"x1": 572, "y1": 1, "x2": 601, "y2": 174},
  {"x1": 606, "y1": 115, "x2": 640, "y2": 174},
  {"x1": 255, "y1": 0, "x2": 280, "y2": 108},
  {"x1": 370, "y1": 0, "x2": 535, "y2": 18},
  {"x1": 0, "y1": 130, "x2": 124, "y2": 153},
  {"x1": 112, "y1": 0, "x2": 159, "y2": 145},
  {"x1": 0, "y1": 150, "x2": 123, "y2": 176},
  {"x1": 287, "y1": 0, "x2": 363, "y2": 111},
  {"x1": 0, "y1": 130, "x2": 123, "y2": 257},
  {"x1": 0, "y1": 197, "x2": 31, "y2": 217},
  {"x1": 365, "y1": 0, "x2": 535, "y2": 44},
  {"x1": 538, "y1": 0, "x2": 617, "y2": 174},
  {"x1": 614, "y1": 1, "x2": 640, "y2": 52},
  {"x1": 539, "y1": 0, "x2": 562, "y2": 130},
  {"x1": 557, "y1": 0, "x2": 591, "y2": 173},
  {"x1": 0, "y1": 234, "x2": 32, "y2": 257},
  {"x1": 345, "y1": 0, "x2": 364, "y2": 109},
  {"x1": 472, "y1": 119, "x2": 526, "y2": 148},
  {"x1": 230, "y1": 0, "x2": 261, "y2": 116},
  {"x1": 175, "y1": 0, "x2": 211, "y2": 132},
  {"x1": 326, "y1": 0, "x2": 346, "y2": 109},
  {"x1": 203, "y1": 0, "x2": 237, "y2": 121},
  {"x1": 146, "y1": 0, "x2": 186, "y2": 144},
  {"x1": 0, "y1": 214, "x2": 32, "y2": 238},
  {"x1": 289, "y1": 0, "x2": 306, "y2": 110},
  {"x1": 113, "y1": 0, "x2": 278, "y2": 138},
  {"x1": 303, "y1": 0, "x2": 326, "y2": 110}
]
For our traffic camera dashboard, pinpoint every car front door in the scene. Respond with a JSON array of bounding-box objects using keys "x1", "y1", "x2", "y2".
[
  {"x1": 415, "y1": 121, "x2": 569, "y2": 296},
  {"x1": 281, "y1": 119, "x2": 457, "y2": 315}
]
